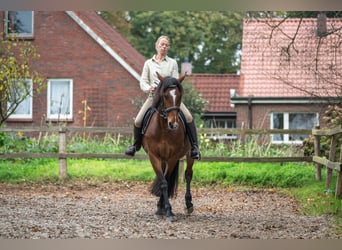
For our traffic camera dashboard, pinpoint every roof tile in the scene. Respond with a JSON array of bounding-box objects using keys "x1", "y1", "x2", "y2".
[
  {"x1": 188, "y1": 74, "x2": 240, "y2": 112},
  {"x1": 241, "y1": 18, "x2": 342, "y2": 97}
]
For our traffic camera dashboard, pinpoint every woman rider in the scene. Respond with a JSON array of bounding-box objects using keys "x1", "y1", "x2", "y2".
[{"x1": 125, "y1": 35, "x2": 200, "y2": 160}]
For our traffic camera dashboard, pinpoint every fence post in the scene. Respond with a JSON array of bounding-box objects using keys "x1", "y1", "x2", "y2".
[
  {"x1": 326, "y1": 134, "x2": 337, "y2": 189},
  {"x1": 58, "y1": 127, "x2": 67, "y2": 181},
  {"x1": 313, "y1": 126, "x2": 322, "y2": 180},
  {"x1": 335, "y1": 145, "x2": 342, "y2": 199}
]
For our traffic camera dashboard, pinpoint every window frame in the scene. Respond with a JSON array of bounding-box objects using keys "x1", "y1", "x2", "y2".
[
  {"x1": 4, "y1": 11, "x2": 34, "y2": 38},
  {"x1": 7, "y1": 79, "x2": 33, "y2": 120},
  {"x1": 205, "y1": 118, "x2": 237, "y2": 140},
  {"x1": 270, "y1": 112, "x2": 319, "y2": 144},
  {"x1": 47, "y1": 79, "x2": 73, "y2": 121}
]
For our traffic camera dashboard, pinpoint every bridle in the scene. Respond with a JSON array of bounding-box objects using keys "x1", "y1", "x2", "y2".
[{"x1": 158, "y1": 85, "x2": 181, "y2": 119}]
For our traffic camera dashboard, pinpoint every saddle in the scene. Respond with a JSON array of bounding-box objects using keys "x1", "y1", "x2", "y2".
[{"x1": 141, "y1": 107, "x2": 187, "y2": 136}]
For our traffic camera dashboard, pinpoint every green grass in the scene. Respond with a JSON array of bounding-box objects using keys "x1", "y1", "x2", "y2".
[
  {"x1": 66, "y1": 159, "x2": 154, "y2": 182},
  {"x1": 0, "y1": 159, "x2": 155, "y2": 183},
  {"x1": 0, "y1": 159, "x2": 316, "y2": 188},
  {"x1": 288, "y1": 179, "x2": 342, "y2": 215},
  {"x1": 192, "y1": 162, "x2": 315, "y2": 188},
  {"x1": 0, "y1": 159, "x2": 59, "y2": 183}
]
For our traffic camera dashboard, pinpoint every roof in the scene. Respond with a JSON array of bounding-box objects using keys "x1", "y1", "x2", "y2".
[
  {"x1": 67, "y1": 11, "x2": 146, "y2": 80},
  {"x1": 188, "y1": 74, "x2": 240, "y2": 113},
  {"x1": 240, "y1": 18, "x2": 342, "y2": 98}
]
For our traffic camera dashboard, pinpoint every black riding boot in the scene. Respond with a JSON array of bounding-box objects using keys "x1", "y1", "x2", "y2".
[
  {"x1": 187, "y1": 120, "x2": 201, "y2": 160},
  {"x1": 125, "y1": 125, "x2": 143, "y2": 156}
]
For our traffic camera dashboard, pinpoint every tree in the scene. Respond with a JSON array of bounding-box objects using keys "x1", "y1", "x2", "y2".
[
  {"x1": 0, "y1": 34, "x2": 44, "y2": 125},
  {"x1": 181, "y1": 79, "x2": 209, "y2": 123},
  {"x1": 102, "y1": 11, "x2": 244, "y2": 74},
  {"x1": 98, "y1": 11, "x2": 132, "y2": 39}
]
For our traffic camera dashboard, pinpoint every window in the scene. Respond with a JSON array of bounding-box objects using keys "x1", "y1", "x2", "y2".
[
  {"x1": 8, "y1": 79, "x2": 33, "y2": 119},
  {"x1": 205, "y1": 118, "x2": 237, "y2": 139},
  {"x1": 4, "y1": 11, "x2": 34, "y2": 38},
  {"x1": 47, "y1": 79, "x2": 73, "y2": 120},
  {"x1": 271, "y1": 112, "x2": 319, "y2": 144}
]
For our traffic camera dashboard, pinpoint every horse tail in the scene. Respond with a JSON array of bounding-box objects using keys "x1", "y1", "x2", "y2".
[{"x1": 150, "y1": 160, "x2": 179, "y2": 198}]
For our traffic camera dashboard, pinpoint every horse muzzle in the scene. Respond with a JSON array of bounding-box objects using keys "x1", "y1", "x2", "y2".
[{"x1": 168, "y1": 121, "x2": 179, "y2": 130}]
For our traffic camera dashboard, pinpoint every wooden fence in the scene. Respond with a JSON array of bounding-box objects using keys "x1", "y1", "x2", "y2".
[
  {"x1": 0, "y1": 126, "x2": 312, "y2": 176},
  {"x1": 312, "y1": 125, "x2": 342, "y2": 198},
  {"x1": 1, "y1": 125, "x2": 340, "y2": 197},
  {"x1": 4, "y1": 127, "x2": 342, "y2": 190}
]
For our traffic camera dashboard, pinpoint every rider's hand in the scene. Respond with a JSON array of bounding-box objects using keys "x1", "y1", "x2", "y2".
[{"x1": 150, "y1": 85, "x2": 157, "y2": 94}]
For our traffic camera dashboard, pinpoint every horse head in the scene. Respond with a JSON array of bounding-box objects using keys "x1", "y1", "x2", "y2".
[{"x1": 154, "y1": 72, "x2": 186, "y2": 130}]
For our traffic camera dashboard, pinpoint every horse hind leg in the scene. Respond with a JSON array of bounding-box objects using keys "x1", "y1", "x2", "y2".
[
  {"x1": 185, "y1": 175, "x2": 193, "y2": 214},
  {"x1": 184, "y1": 159, "x2": 194, "y2": 214}
]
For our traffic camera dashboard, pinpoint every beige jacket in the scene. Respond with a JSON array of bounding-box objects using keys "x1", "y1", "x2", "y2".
[{"x1": 139, "y1": 55, "x2": 179, "y2": 93}]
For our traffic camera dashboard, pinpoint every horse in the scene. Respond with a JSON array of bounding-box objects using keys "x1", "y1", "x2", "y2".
[{"x1": 142, "y1": 72, "x2": 195, "y2": 222}]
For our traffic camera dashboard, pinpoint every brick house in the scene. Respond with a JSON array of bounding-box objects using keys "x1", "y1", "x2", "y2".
[
  {"x1": 1, "y1": 11, "x2": 146, "y2": 128},
  {"x1": 231, "y1": 17, "x2": 342, "y2": 144}
]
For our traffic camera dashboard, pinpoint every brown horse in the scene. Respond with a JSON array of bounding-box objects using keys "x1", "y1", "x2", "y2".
[{"x1": 142, "y1": 72, "x2": 194, "y2": 222}]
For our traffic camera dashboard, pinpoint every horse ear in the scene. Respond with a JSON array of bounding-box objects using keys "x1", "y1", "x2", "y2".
[
  {"x1": 178, "y1": 72, "x2": 187, "y2": 83},
  {"x1": 156, "y1": 72, "x2": 164, "y2": 82}
]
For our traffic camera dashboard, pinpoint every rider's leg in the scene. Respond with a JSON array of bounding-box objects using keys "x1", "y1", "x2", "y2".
[
  {"x1": 186, "y1": 120, "x2": 201, "y2": 160},
  {"x1": 180, "y1": 103, "x2": 201, "y2": 160},
  {"x1": 125, "y1": 125, "x2": 143, "y2": 156},
  {"x1": 125, "y1": 97, "x2": 153, "y2": 156}
]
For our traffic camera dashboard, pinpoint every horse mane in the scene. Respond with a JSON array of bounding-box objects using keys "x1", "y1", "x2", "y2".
[{"x1": 151, "y1": 76, "x2": 184, "y2": 109}]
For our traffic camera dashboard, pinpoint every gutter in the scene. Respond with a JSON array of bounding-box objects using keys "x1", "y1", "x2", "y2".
[
  {"x1": 66, "y1": 11, "x2": 141, "y2": 82},
  {"x1": 231, "y1": 96, "x2": 340, "y2": 104}
]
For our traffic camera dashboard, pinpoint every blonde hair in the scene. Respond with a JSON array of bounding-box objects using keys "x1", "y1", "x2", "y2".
[{"x1": 155, "y1": 35, "x2": 170, "y2": 48}]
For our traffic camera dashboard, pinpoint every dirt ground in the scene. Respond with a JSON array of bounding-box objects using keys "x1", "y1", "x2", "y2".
[{"x1": 0, "y1": 182, "x2": 341, "y2": 239}]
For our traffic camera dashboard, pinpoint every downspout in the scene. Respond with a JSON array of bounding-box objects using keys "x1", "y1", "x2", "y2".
[{"x1": 248, "y1": 96, "x2": 253, "y2": 129}]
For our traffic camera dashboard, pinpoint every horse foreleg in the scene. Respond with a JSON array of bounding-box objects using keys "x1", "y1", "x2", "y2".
[
  {"x1": 185, "y1": 159, "x2": 194, "y2": 214},
  {"x1": 149, "y1": 154, "x2": 176, "y2": 221},
  {"x1": 160, "y1": 178, "x2": 175, "y2": 222},
  {"x1": 155, "y1": 195, "x2": 165, "y2": 216}
]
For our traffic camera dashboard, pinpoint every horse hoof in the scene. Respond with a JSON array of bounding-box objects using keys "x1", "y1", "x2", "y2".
[
  {"x1": 185, "y1": 206, "x2": 194, "y2": 215},
  {"x1": 166, "y1": 216, "x2": 177, "y2": 222},
  {"x1": 155, "y1": 208, "x2": 166, "y2": 216},
  {"x1": 155, "y1": 214, "x2": 163, "y2": 219}
]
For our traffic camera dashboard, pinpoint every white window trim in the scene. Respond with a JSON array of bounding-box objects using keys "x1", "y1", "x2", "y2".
[
  {"x1": 270, "y1": 112, "x2": 319, "y2": 144},
  {"x1": 4, "y1": 11, "x2": 34, "y2": 38},
  {"x1": 206, "y1": 119, "x2": 237, "y2": 140},
  {"x1": 8, "y1": 79, "x2": 33, "y2": 119},
  {"x1": 47, "y1": 79, "x2": 73, "y2": 121}
]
